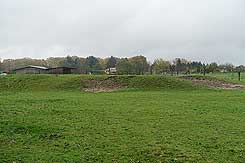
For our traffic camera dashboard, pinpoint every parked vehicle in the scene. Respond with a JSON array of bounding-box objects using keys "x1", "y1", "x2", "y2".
[{"x1": 0, "y1": 72, "x2": 7, "y2": 76}]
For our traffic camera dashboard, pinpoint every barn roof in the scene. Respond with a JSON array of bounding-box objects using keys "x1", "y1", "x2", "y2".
[
  {"x1": 12, "y1": 66, "x2": 78, "y2": 72},
  {"x1": 14, "y1": 65, "x2": 48, "y2": 71},
  {"x1": 48, "y1": 66, "x2": 76, "y2": 70}
]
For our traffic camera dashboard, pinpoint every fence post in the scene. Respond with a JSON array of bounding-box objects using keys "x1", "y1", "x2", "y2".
[
  {"x1": 238, "y1": 71, "x2": 241, "y2": 81},
  {"x1": 203, "y1": 64, "x2": 206, "y2": 76}
]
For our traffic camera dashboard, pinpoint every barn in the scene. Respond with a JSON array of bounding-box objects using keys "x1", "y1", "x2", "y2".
[
  {"x1": 12, "y1": 66, "x2": 77, "y2": 74},
  {"x1": 13, "y1": 65, "x2": 48, "y2": 74},
  {"x1": 47, "y1": 67, "x2": 76, "y2": 74}
]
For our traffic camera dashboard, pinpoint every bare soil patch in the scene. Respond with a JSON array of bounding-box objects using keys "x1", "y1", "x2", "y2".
[
  {"x1": 181, "y1": 76, "x2": 245, "y2": 90},
  {"x1": 82, "y1": 77, "x2": 124, "y2": 93}
]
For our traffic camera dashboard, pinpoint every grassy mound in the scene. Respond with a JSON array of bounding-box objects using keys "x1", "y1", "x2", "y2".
[
  {"x1": 0, "y1": 75, "x2": 196, "y2": 91},
  {"x1": 0, "y1": 75, "x2": 81, "y2": 91},
  {"x1": 1, "y1": 75, "x2": 245, "y2": 162}
]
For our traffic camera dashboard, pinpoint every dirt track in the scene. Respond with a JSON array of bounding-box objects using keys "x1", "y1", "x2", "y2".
[{"x1": 181, "y1": 76, "x2": 245, "y2": 90}]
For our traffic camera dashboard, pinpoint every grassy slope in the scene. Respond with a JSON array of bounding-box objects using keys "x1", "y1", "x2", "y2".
[
  {"x1": 0, "y1": 75, "x2": 197, "y2": 91},
  {"x1": 1, "y1": 75, "x2": 245, "y2": 163},
  {"x1": 0, "y1": 75, "x2": 82, "y2": 91}
]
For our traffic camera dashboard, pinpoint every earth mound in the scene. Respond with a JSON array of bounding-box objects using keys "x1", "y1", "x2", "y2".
[
  {"x1": 181, "y1": 76, "x2": 245, "y2": 90},
  {"x1": 82, "y1": 76, "x2": 125, "y2": 93}
]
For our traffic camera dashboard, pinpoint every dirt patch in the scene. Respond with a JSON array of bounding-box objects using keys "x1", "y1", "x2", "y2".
[
  {"x1": 82, "y1": 77, "x2": 125, "y2": 93},
  {"x1": 181, "y1": 76, "x2": 245, "y2": 90}
]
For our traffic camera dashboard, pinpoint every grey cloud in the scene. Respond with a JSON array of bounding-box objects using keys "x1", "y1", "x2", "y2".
[{"x1": 0, "y1": 0, "x2": 245, "y2": 64}]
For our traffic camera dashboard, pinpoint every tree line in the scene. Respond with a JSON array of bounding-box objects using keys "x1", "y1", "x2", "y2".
[{"x1": 0, "y1": 55, "x2": 244, "y2": 75}]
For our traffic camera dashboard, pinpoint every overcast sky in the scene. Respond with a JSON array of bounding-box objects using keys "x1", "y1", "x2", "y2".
[{"x1": 0, "y1": 0, "x2": 245, "y2": 64}]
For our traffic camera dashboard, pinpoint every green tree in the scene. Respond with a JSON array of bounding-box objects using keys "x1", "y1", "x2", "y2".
[
  {"x1": 62, "y1": 56, "x2": 75, "y2": 67},
  {"x1": 173, "y1": 58, "x2": 189, "y2": 75},
  {"x1": 236, "y1": 65, "x2": 245, "y2": 72},
  {"x1": 219, "y1": 63, "x2": 235, "y2": 72},
  {"x1": 129, "y1": 55, "x2": 149, "y2": 75},
  {"x1": 207, "y1": 62, "x2": 218, "y2": 73},
  {"x1": 46, "y1": 57, "x2": 65, "y2": 68},
  {"x1": 190, "y1": 61, "x2": 202, "y2": 73},
  {"x1": 106, "y1": 56, "x2": 117, "y2": 68},
  {"x1": 116, "y1": 58, "x2": 132, "y2": 75},
  {"x1": 85, "y1": 56, "x2": 102, "y2": 73},
  {"x1": 57, "y1": 56, "x2": 86, "y2": 73},
  {"x1": 152, "y1": 59, "x2": 170, "y2": 74}
]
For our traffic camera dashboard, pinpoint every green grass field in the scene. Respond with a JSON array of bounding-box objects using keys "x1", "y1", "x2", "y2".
[{"x1": 1, "y1": 75, "x2": 245, "y2": 163}]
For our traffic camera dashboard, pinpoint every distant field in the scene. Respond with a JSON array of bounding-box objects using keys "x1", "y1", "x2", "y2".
[{"x1": 0, "y1": 75, "x2": 245, "y2": 163}]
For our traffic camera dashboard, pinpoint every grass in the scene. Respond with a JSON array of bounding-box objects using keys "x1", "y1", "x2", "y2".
[
  {"x1": 0, "y1": 75, "x2": 197, "y2": 91},
  {"x1": 206, "y1": 72, "x2": 245, "y2": 84},
  {"x1": 0, "y1": 75, "x2": 245, "y2": 163},
  {"x1": 0, "y1": 75, "x2": 82, "y2": 91}
]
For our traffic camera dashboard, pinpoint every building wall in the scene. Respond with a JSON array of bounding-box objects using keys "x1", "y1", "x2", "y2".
[
  {"x1": 47, "y1": 68, "x2": 74, "y2": 74},
  {"x1": 14, "y1": 67, "x2": 77, "y2": 74},
  {"x1": 47, "y1": 68, "x2": 63, "y2": 74}
]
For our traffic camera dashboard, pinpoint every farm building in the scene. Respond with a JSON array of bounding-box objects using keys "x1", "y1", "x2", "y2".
[
  {"x1": 105, "y1": 67, "x2": 117, "y2": 75},
  {"x1": 13, "y1": 65, "x2": 77, "y2": 74},
  {"x1": 47, "y1": 67, "x2": 76, "y2": 74},
  {"x1": 13, "y1": 65, "x2": 48, "y2": 74}
]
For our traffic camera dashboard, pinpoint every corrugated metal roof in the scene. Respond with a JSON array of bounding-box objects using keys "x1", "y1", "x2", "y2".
[
  {"x1": 27, "y1": 65, "x2": 48, "y2": 69},
  {"x1": 14, "y1": 65, "x2": 48, "y2": 71},
  {"x1": 48, "y1": 66, "x2": 76, "y2": 69}
]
